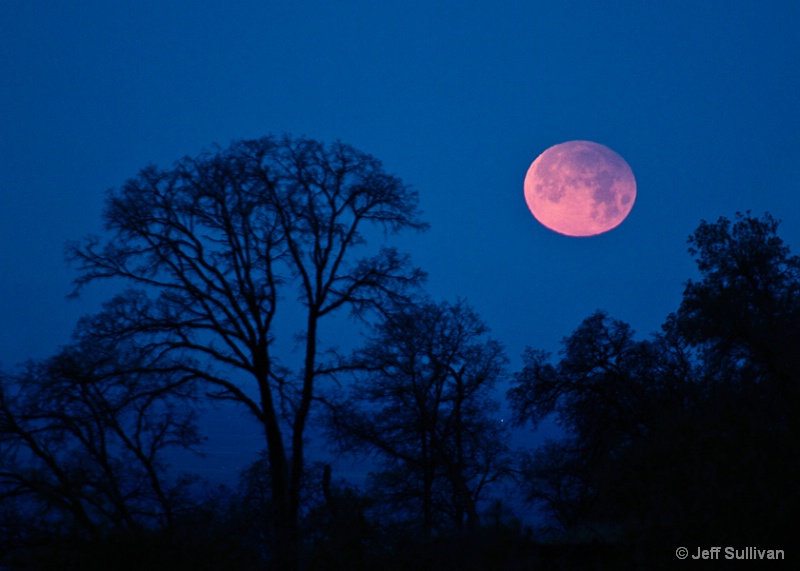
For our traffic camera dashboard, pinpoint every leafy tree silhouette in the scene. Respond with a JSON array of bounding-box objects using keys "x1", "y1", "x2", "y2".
[
  {"x1": 671, "y1": 212, "x2": 800, "y2": 542},
  {"x1": 509, "y1": 212, "x2": 800, "y2": 554},
  {"x1": 676, "y1": 212, "x2": 800, "y2": 399}
]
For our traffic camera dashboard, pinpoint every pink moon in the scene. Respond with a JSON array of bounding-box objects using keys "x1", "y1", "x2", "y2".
[{"x1": 524, "y1": 141, "x2": 636, "y2": 237}]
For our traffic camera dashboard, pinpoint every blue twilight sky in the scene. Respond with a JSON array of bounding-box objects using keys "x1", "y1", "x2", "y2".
[{"x1": 2, "y1": 1, "x2": 799, "y2": 484}]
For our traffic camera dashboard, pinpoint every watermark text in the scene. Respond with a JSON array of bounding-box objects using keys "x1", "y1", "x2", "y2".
[{"x1": 676, "y1": 546, "x2": 784, "y2": 560}]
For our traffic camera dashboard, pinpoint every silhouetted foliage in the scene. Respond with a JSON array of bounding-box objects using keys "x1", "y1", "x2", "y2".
[
  {"x1": 676, "y1": 212, "x2": 800, "y2": 399},
  {"x1": 509, "y1": 212, "x2": 800, "y2": 557},
  {"x1": 66, "y1": 135, "x2": 426, "y2": 569},
  {"x1": 508, "y1": 312, "x2": 697, "y2": 539},
  {"x1": 671, "y1": 212, "x2": 800, "y2": 543},
  {"x1": 327, "y1": 300, "x2": 511, "y2": 538}
]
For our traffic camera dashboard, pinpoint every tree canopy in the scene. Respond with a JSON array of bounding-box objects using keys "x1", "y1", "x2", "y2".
[
  {"x1": 509, "y1": 212, "x2": 800, "y2": 547},
  {"x1": 327, "y1": 300, "x2": 511, "y2": 537},
  {"x1": 65, "y1": 135, "x2": 427, "y2": 568}
]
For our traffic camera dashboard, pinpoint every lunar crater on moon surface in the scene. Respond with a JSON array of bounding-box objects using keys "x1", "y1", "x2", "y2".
[{"x1": 524, "y1": 140, "x2": 636, "y2": 237}]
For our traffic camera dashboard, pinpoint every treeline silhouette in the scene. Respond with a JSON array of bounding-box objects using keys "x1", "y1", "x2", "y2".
[{"x1": 1, "y1": 135, "x2": 797, "y2": 570}]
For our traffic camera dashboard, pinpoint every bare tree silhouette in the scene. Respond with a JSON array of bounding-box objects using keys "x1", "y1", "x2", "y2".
[
  {"x1": 327, "y1": 300, "x2": 510, "y2": 538},
  {"x1": 67, "y1": 135, "x2": 426, "y2": 568},
  {"x1": 0, "y1": 332, "x2": 200, "y2": 545}
]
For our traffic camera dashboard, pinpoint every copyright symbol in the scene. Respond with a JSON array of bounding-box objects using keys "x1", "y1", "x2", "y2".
[{"x1": 676, "y1": 547, "x2": 688, "y2": 559}]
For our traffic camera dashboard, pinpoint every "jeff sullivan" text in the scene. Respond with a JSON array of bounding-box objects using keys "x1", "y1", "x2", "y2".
[{"x1": 693, "y1": 547, "x2": 784, "y2": 560}]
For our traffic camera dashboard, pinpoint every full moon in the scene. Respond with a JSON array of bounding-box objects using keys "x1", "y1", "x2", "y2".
[{"x1": 524, "y1": 141, "x2": 636, "y2": 237}]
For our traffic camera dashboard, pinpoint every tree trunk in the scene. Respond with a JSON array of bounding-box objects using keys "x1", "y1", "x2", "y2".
[
  {"x1": 266, "y1": 425, "x2": 297, "y2": 570},
  {"x1": 256, "y1": 349, "x2": 299, "y2": 571}
]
